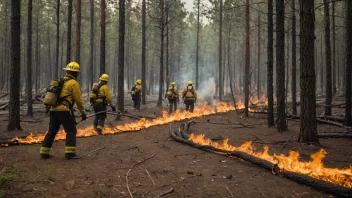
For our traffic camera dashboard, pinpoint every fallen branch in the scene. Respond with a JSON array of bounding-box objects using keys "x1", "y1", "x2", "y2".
[
  {"x1": 156, "y1": 188, "x2": 174, "y2": 198},
  {"x1": 0, "y1": 93, "x2": 9, "y2": 99},
  {"x1": 126, "y1": 154, "x2": 156, "y2": 198},
  {"x1": 140, "y1": 168, "x2": 155, "y2": 186},
  {"x1": 222, "y1": 183, "x2": 234, "y2": 197},
  {"x1": 82, "y1": 145, "x2": 106, "y2": 157}
]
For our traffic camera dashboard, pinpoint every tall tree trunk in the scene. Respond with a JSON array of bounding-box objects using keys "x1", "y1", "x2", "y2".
[
  {"x1": 26, "y1": 0, "x2": 33, "y2": 116},
  {"x1": 142, "y1": 0, "x2": 147, "y2": 105},
  {"x1": 218, "y1": 0, "x2": 223, "y2": 101},
  {"x1": 166, "y1": 3, "x2": 170, "y2": 88},
  {"x1": 90, "y1": 0, "x2": 94, "y2": 90},
  {"x1": 291, "y1": 0, "x2": 297, "y2": 115},
  {"x1": 8, "y1": 0, "x2": 22, "y2": 131},
  {"x1": 299, "y1": 0, "x2": 318, "y2": 143},
  {"x1": 267, "y1": 0, "x2": 274, "y2": 127},
  {"x1": 196, "y1": 0, "x2": 200, "y2": 88},
  {"x1": 100, "y1": 0, "x2": 106, "y2": 75},
  {"x1": 35, "y1": 1, "x2": 39, "y2": 92},
  {"x1": 257, "y1": 4, "x2": 261, "y2": 99},
  {"x1": 323, "y1": 0, "x2": 332, "y2": 116},
  {"x1": 332, "y1": 1, "x2": 337, "y2": 95},
  {"x1": 276, "y1": 0, "x2": 287, "y2": 132},
  {"x1": 157, "y1": 0, "x2": 165, "y2": 107},
  {"x1": 320, "y1": 35, "x2": 324, "y2": 92},
  {"x1": 66, "y1": 0, "x2": 72, "y2": 64},
  {"x1": 76, "y1": 0, "x2": 81, "y2": 66},
  {"x1": 54, "y1": 0, "x2": 60, "y2": 79},
  {"x1": 345, "y1": 0, "x2": 352, "y2": 126},
  {"x1": 46, "y1": 18, "x2": 52, "y2": 83},
  {"x1": 118, "y1": 0, "x2": 126, "y2": 111},
  {"x1": 244, "y1": 0, "x2": 250, "y2": 116}
]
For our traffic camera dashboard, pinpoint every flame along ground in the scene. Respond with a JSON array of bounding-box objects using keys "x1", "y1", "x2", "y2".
[
  {"x1": 7, "y1": 101, "x2": 238, "y2": 145},
  {"x1": 189, "y1": 133, "x2": 352, "y2": 188},
  {"x1": 7, "y1": 95, "x2": 268, "y2": 145}
]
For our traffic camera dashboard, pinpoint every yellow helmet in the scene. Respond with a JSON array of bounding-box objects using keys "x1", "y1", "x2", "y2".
[
  {"x1": 64, "y1": 62, "x2": 80, "y2": 72},
  {"x1": 188, "y1": 81, "x2": 193, "y2": 85},
  {"x1": 99, "y1": 74, "x2": 109, "y2": 82},
  {"x1": 171, "y1": 82, "x2": 176, "y2": 85},
  {"x1": 136, "y1": 79, "x2": 142, "y2": 85}
]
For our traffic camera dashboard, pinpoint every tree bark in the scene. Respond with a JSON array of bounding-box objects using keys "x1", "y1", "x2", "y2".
[
  {"x1": 100, "y1": 0, "x2": 106, "y2": 75},
  {"x1": 332, "y1": 1, "x2": 336, "y2": 95},
  {"x1": 323, "y1": 0, "x2": 332, "y2": 116},
  {"x1": 267, "y1": 0, "x2": 274, "y2": 127},
  {"x1": 142, "y1": 0, "x2": 146, "y2": 105},
  {"x1": 244, "y1": 0, "x2": 250, "y2": 116},
  {"x1": 196, "y1": 0, "x2": 200, "y2": 89},
  {"x1": 8, "y1": 0, "x2": 22, "y2": 131},
  {"x1": 218, "y1": 0, "x2": 223, "y2": 101},
  {"x1": 345, "y1": 0, "x2": 352, "y2": 126},
  {"x1": 276, "y1": 0, "x2": 287, "y2": 132},
  {"x1": 76, "y1": 0, "x2": 81, "y2": 66},
  {"x1": 157, "y1": 0, "x2": 165, "y2": 107},
  {"x1": 299, "y1": 0, "x2": 319, "y2": 143},
  {"x1": 54, "y1": 0, "x2": 60, "y2": 79},
  {"x1": 66, "y1": 0, "x2": 73, "y2": 64},
  {"x1": 90, "y1": 0, "x2": 94, "y2": 90},
  {"x1": 291, "y1": 0, "x2": 297, "y2": 115},
  {"x1": 257, "y1": 4, "x2": 261, "y2": 100},
  {"x1": 26, "y1": 0, "x2": 33, "y2": 116},
  {"x1": 118, "y1": 0, "x2": 126, "y2": 112}
]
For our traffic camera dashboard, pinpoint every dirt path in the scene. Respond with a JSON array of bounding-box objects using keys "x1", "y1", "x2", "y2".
[{"x1": 1, "y1": 107, "x2": 348, "y2": 197}]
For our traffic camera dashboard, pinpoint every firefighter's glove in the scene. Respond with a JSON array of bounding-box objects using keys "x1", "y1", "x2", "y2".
[
  {"x1": 111, "y1": 105, "x2": 116, "y2": 112},
  {"x1": 81, "y1": 114, "x2": 87, "y2": 121}
]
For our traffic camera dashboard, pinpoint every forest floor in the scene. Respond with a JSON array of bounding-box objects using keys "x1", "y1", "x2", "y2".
[{"x1": 0, "y1": 94, "x2": 349, "y2": 197}]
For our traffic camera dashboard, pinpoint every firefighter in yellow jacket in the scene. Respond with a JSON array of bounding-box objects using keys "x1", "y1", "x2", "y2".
[
  {"x1": 182, "y1": 81, "x2": 197, "y2": 112},
  {"x1": 90, "y1": 74, "x2": 116, "y2": 134},
  {"x1": 131, "y1": 79, "x2": 142, "y2": 110},
  {"x1": 40, "y1": 62, "x2": 87, "y2": 160},
  {"x1": 165, "y1": 82, "x2": 179, "y2": 114}
]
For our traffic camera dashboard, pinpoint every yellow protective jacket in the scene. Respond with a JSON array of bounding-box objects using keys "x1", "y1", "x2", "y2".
[
  {"x1": 95, "y1": 82, "x2": 112, "y2": 105},
  {"x1": 50, "y1": 73, "x2": 86, "y2": 115},
  {"x1": 165, "y1": 86, "x2": 179, "y2": 99},
  {"x1": 182, "y1": 86, "x2": 197, "y2": 101}
]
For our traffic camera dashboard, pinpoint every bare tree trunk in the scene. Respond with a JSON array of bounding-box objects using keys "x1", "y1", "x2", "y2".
[
  {"x1": 291, "y1": 0, "x2": 297, "y2": 115},
  {"x1": 157, "y1": 0, "x2": 165, "y2": 107},
  {"x1": 218, "y1": 0, "x2": 223, "y2": 101},
  {"x1": 332, "y1": 0, "x2": 337, "y2": 95},
  {"x1": 257, "y1": 4, "x2": 261, "y2": 99},
  {"x1": 323, "y1": 0, "x2": 332, "y2": 116},
  {"x1": 299, "y1": 0, "x2": 318, "y2": 143},
  {"x1": 118, "y1": 0, "x2": 126, "y2": 111},
  {"x1": 26, "y1": 0, "x2": 33, "y2": 116},
  {"x1": 100, "y1": 0, "x2": 106, "y2": 75},
  {"x1": 267, "y1": 0, "x2": 274, "y2": 127},
  {"x1": 46, "y1": 17, "x2": 52, "y2": 83},
  {"x1": 142, "y1": 0, "x2": 146, "y2": 105},
  {"x1": 54, "y1": 0, "x2": 60, "y2": 79},
  {"x1": 345, "y1": 0, "x2": 352, "y2": 126},
  {"x1": 90, "y1": 0, "x2": 94, "y2": 90},
  {"x1": 8, "y1": 0, "x2": 22, "y2": 131},
  {"x1": 244, "y1": 0, "x2": 250, "y2": 116},
  {"x1": 276, "y1": 0, "x2": 287, "y2": 132},
  {"x1": 66, "y1": 0, "x2": 72, "y2": 64},
  {"x1": 196, "y1": 0, "x2": 200, "y2": 88},
  {"x1": 76, "y1": 0, "x2": 81, "y2": 66},
  {"x1": 320, "y1": 34, "x2": 324, "y2": 92}
]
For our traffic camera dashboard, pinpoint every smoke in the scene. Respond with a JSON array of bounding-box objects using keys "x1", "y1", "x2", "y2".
[{"x1": 197, "y1": 77, "x2": 216, "y2": 101}]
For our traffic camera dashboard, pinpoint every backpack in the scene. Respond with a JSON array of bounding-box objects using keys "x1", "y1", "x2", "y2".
[
  {"x1": 185, "y1": 85, "x2": 194, "y2": 98},
  {"x1": 90, "y1": 82, "x2": 105, "y2": 103},
  {"x1": 43, "y1": 78, "x2": 67, "y2": 107},
  {"x1": 166, "y1": 86, "x2": 175, "y2": 99}
]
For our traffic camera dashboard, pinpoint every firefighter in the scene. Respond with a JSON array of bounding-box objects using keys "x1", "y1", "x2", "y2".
[
  {"x1": 165, "y1": 82, "x2": 179, "y2": 114},
  {"x1": 181, "y1": 81, "x2": 197, "y2": 113},
  {"x1": 40, "y1": 62, "x2": 87, "y2": 160},
  {"x1": 131, "y1": 79, "x2": 142, "y2": 110},
  {"x1": 90, "y1": 74, "x2": 116, "y2": 134}
]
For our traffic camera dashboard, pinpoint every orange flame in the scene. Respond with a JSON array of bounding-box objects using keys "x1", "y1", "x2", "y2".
[{"x1": 189, "y1": 133, "x2": 352, "y2": 188}]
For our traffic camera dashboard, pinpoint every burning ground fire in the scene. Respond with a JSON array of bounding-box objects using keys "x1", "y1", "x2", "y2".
[
  {"x1": 7, "y1": 102, "x2": 239, "y2": 145},
  {"x1": 189, "y1": 133, "x2": 352, "y2": 188}
]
